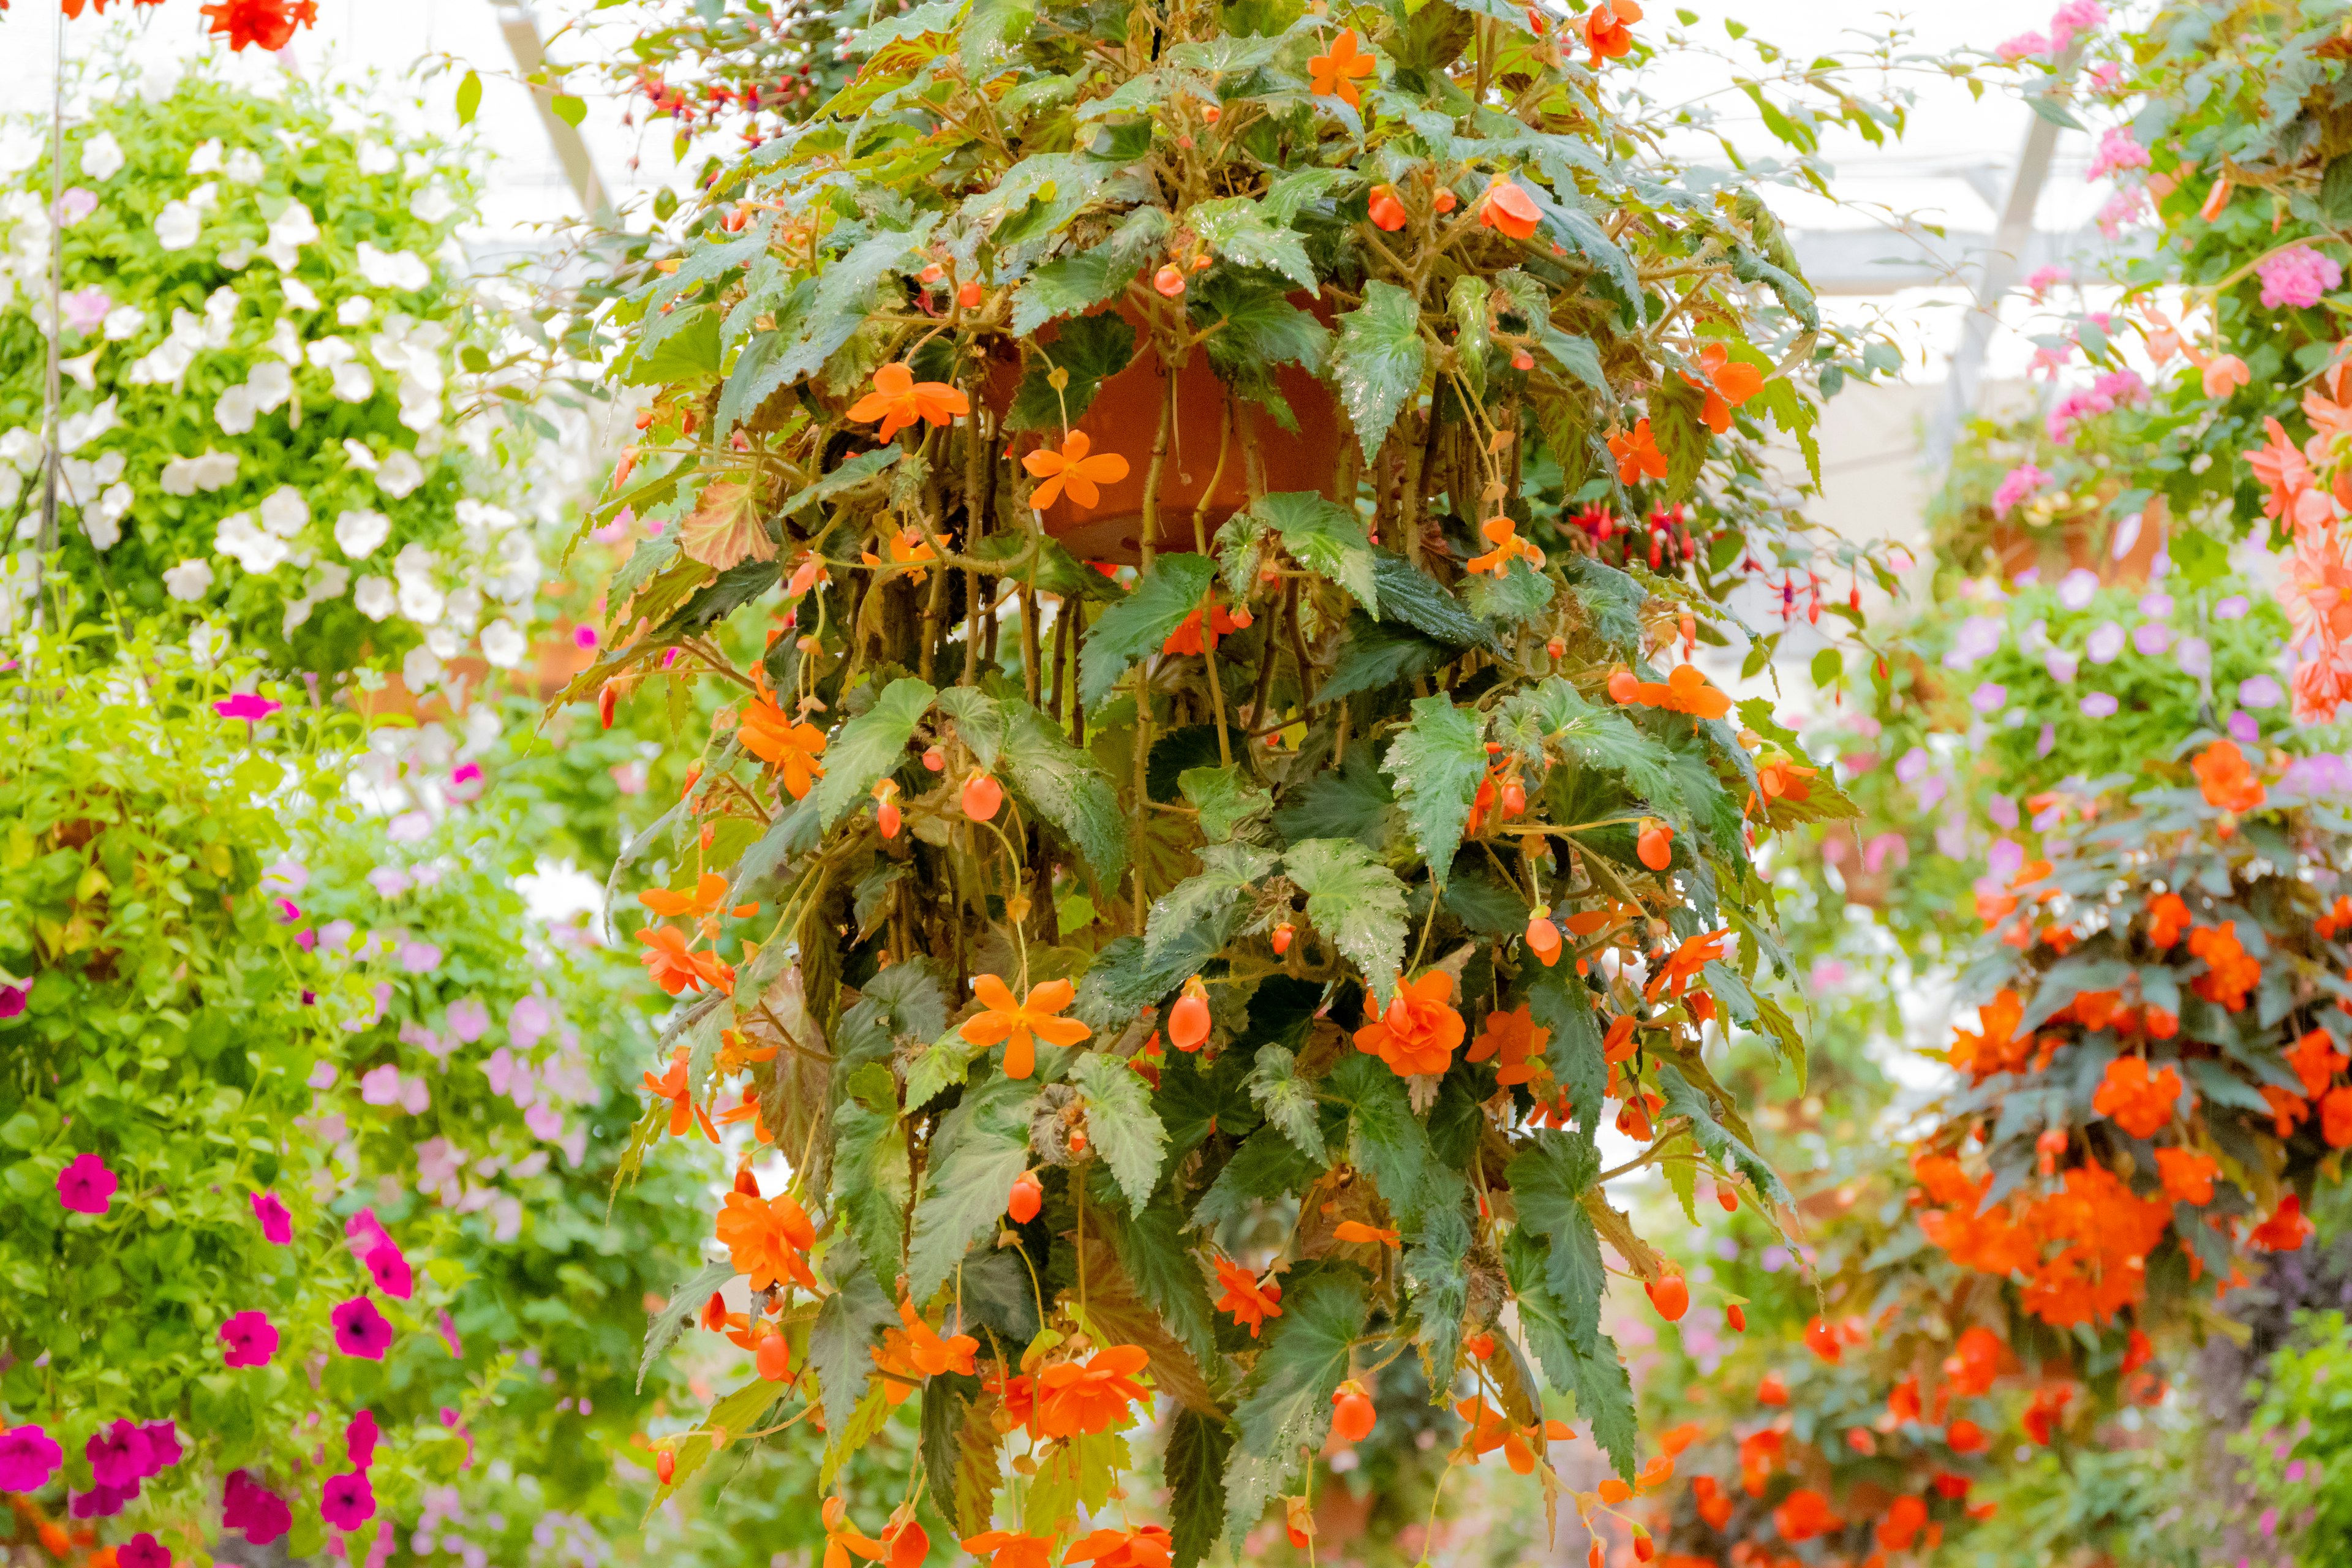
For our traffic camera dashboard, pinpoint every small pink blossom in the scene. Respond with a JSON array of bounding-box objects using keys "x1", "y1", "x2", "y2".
[
  {"x1": 56, "y1": 187, "x2": 98, "y2": 225},
  {"x1": 2096, "y1": 184, "x2": 2147, "y2": 238},
  {"x1": 2048, "y1": 1, "x2": 2106, "y2": 48},
  {"x1": 1992, "y1": 462, "x2": 2050, "y2": 517},
  {"x1": 347, "y1": 1207, "x2": 393, "y2": 1258},
  {"x1": 221, "y1": 1310, "x2": 278, "y2": 1367},
  {"x1": 331, "y1": 1296, "x2": 394, "y2": 1360},
  {"x1": 2080, "y1": 692, "x2": 2119, "y2": 717},
  {"x1": 347, "y1": 1410, "x2": 380, "y2": 1470},
  {"x1": 360, "y1": 1064, "x2": 408, "y2": 1108},
  {"x1": 57, "y1": 1152, "x2": 116, "y2": 1215},
  {"x1": 396, "y1": 940, "x2": 443, "y2": 974},
  {"x1": 445, "y1": 997, "x2": 489, "y2": 1042},
  {"x1": 366, "y1": 867, "x2": 412, "y2": 899},
  {"x1": 2258, "y1": 245, "x2": 2343, "y2": 310},
  {"x1": 60, "y1": 287, "x2": 112, "y2": 333},
  {"x1": 2087, "y1": 126, "x2": 2149, "y2": 181},
  {"x1": 2086, "y1": 60, "x2": 2122, "y2": 94},
  {"x1": 251, "y1": 1190, "x2": 293, "y2": 1243},
  {"x1": 215, "y1": 693, "x2": 282, "y2": 722},
  {"x1": 121, "y1": 1534, "x2": 171, "y2": 1568},
  {"x1": 509, "y1": 995, "x2": 552, "y2": 1050},
  {"x1": 1996, "y1": 29, "x2": 2052, "y2": 61},
  {"x1": 2024, "y1": 265, "x2": 2072, "y2": 296}
]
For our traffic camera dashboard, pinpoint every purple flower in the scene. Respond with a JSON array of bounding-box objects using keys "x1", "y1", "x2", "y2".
[
  {"x1": 1988, "y1": 794, "x2": 2019, "y2": 830},
  {"x1": 445, "y1": 998, "x2": 489, "y2": 1042},
  {"x1": 347, "y1": 1410, "x2": 380, "y2": 1471},
  {"x1": 2216, "y1": 595, "x2": 2250, "y2": 620},
  {"x1": 60, "y1": 287, "x2": 112, "y2": 334},
  {"x1": 121, "y1": 1533, "x2": 171, "y2": 1568},
  {"x1": 2240, "y1": 675, "x2": 2285, "y2": 709},
  {"x1": 69, "y1": 1482, "x2": 135, "y2": 1518},
  {"x1": 2257, "y1": 245, "x2": 2343, "y2": 311},
  {"x1": 55, "y1": 188, "x2": 97, "y2": 226},
  {"x1": 2037, "y1": 723, "x2": 2057, "y2": 758},
  {"x1": 223, "y1": 1471, "x2": 291, "y2": 1545},
  {"x1": 1992, "y1": 462, "x2": 2049, "y2": 518},
  {"x1": 251, "y1": 1191, "x2": 292, "y2": 1245},
  {"x1": 2086, "y1": 622, "x2": 2127, "y2": 664},
  {"x1": 221, "y1": 1310, "x2": 278, "y2": 1368},
  {"x1": 396, "y1": 940, "x2": 443, "y2": 975},
  {"x1": 2133, "y1": 622, "x2": 2173, "y2": 656},
  {"x1": 57, "y1": 1152, "x2": 117, "y2": 1215},
  {"x1": 2175, "y1": 636, "x2": 2213, "y2": 679},
  {"x1": 2229, "y1": 709, "x2": 2262, "y2": 745},
  {"x1": 320, "y1": 1470, "x2": 376, "y2": 1531},
  {"x1": 213, "y1": 694, "x2": 282, "y2": 722},
  {"x1": 331, "y1": 1296, "x2": 394, "y2": 1360},
  {"x1": 510, "y1": 994, "x2": 553, "y2": 1049},
  {"x1": 2056, "y1": 568, "x2": 2100, "y2": 610},
  {"x1": 0, "y1": 1425, "x2": 62, "y2": 1492},
  {"x1": 1944, "y1": 616, "x2": 2003, "y2": 669},
  {"x1": 141, "y1": 1420, "x2": 181, "y2": 1475},
  {"x1": 364, "y1": 1242, "x2": 413, "y2": 1302},
  {"x1": 2046, "y1": 649, "x2": 2079, "y2": 683},
  {"x1": 1970, "y1": 682, "x2": 2008, "y2": 715},
  {"x1": 2081, "y1": 692, "x2": 2119, "y2": 718},
  {"x1": 572, "y1": 624, "x2": 599, "y2": 649},
  {"x1": 0, "y1": 984, "x2": 22, "y2": 1020},
  {"x1": 2138, "y1": 590, "x2": 2174, "y2": 619},
  {"x1": 1894, "y1": 745, "x2": 1930, "y2": 785}
]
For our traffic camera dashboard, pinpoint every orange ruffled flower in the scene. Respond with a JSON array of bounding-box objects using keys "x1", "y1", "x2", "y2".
[
  {"x1": 2154, "y1": 1146, "x2": 2218, "y2": 1206},
  {"x1": 1354, "y1": 970, "x2": 1467, "y2": 1078},
  {"x1": 962, "y1": 1533, "x2": 1056, "y2": 1568},
  {"x1": 847, "y1": 363, "x2": 970, "y2": 442},
  {"x1": 2250, "y1": 1194, "x2": 2315, "y2": 1252},
  {"x1": 1213, "y1": 1257, "x2": 1284, "y2": 1338},
  {"x1": 642, "y1": 1045, "x2": 720, "y2": 1140},
  {"x1": 958, "y1": 974, "x2": 1091, "y2": 1080},
  {"x1": 873, "y1": 1299, "x2": 978, "y2": 1401},
  {"x1": 2147, "y1": 892, "x2": 2192, "y2": 949},
  {"x1": 1063, "y1": 1526, "x2": 1172, "y2": 1568},
  {"x1": 2286, "y1": 1028, "x2": 2350, "y2": 1098},
  {"x1": 2092, "y1": 1056, "x2": 2182, "y2": 1139},
  {"x1": 1479, "y1": 179, "x2": 1542, "y2": 241},
  {"x1": 715, "y1": 1188, "x2": 818, "y2": 1292},
  {"x1": 1307, "y1": 29, "x2": 1376, "y2": 107},
  {"x1": 2187, "y1": 921, "x2": 2261, "y2": 1011},
  {"x1": 1608, "y1": 419, "x2": 1668, "y2": 485},
  {"x1": 1036, "y1": 1345, "x2": 1151, "y2": 1438},
  {"x1": 1332, "y1": 1219, "x2": 1401, "y2": 1246},
  {"x1": 822, "y1": 1500, "x2": 927, "y2": 1568},
  {"x1": 2192, "y1": 737, "x2": 2266, "y2": 813},
  {"x1": 1466, "y1": 1003, "x2": 1548, "y2": 1086},
  {"x1": 1581, "y1": 0, "x2": 1643, "y2": 67},
  {"x1": 637, "y1": 924, "x2": 736, "y2": 997},
  {"x1": 1023, "y1": 432, "x2": 1131, "y2": 511},
  {"x1": 739, "y1": 696, "x2": 828, "y2": 799},
  {"x1": 1465, "y1": 514, "x2": 1545, "y2": 577},
  {"x1": 1162, "y1": 600, "x2": 1248, "y2": 657}
]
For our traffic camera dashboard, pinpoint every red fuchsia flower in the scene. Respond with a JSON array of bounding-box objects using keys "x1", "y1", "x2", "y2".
[
  {"x1": 222, "y1": 1471, "x2": 292, "y2": 1545},
  {"x1": 213, "y1": 693, "x2": 282, "y2": 722},
  {"x1": 364, "y1": 1242, "x2": 413, "y2": 1300},
  {"x1": 331, "y1": 1296, "x2": 394, "y2": 1360},
  {"x1": 0, "y1": 1425, "x2": 62, "y2": 1492},
  {"x1": 121, "y1": 1534, "x2": 171, "y2": 1568},
  {"x1": 57, "y1": 1152, "x2": 116, "y2": 1214},
  {"x1": 346, "y1": 1410, "x2": 379, "y2": 1469},
  {"x1": 320, "y1": 1469, "x2": 375, "y2": 1531},
  {"x1": 250, "y1": 1190, "x2": 293, "y2": 1244},
  {"x1": 221, "y1": 1310, "x2": 278, "y2": 1367}
]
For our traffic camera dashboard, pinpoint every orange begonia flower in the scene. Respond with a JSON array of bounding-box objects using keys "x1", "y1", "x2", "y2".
[
  {"x1": 1608, "y1": 419, "x2": 1668, "y2": 484},
  {"x1": 1036, "y1": 1345, "x2": 1151, "y2": 1438},
  {"x1": 861, "y1": 525, "x2": 940, "y2": 584},
  {"x1": 1479, "y1": 179, "x2": 1543, "y2": 241},
  {"x1": 1685, "y1": 342, "x2": 1765, "y2": 434},
  {"x1": 1465, "y1": 514, "x2": 1545, "y2": 577},
  {"x1": 2147, "y1": 891, "x2": 2192, "y2": 949},
  {"x1": 2187, "y1": 921, "x2": 2260, "y2": 1011},
  {"x1": 715, "y1": 1187, "x2": 818, "y2": 1292},
  {"x1": 1161, "y1": 600, "x2": 1248, "y2": 657},
  {"x1": 1332, "y1": 1219, "x2": 1401, "y2": 1246},
  {"x1": 1022, "y1": 431, "x2": 1131, "y2": 510},
  {"x1": 2326, "y1": 1085, "x2": 2352, "y2": 1148},
  {"x1": 823, "y1": 1501, "x2": 928, "y2": 1568},
  {"x1": 640, "y1": 870, "x2": 759, "y2": 922},
  {"x1": 2286, "y1": 1028, "x2": 2350, "y2": 1098},
  {"x1": 2192, "y1": 737, "x2": 2266, "y2": 813},
  {"x1": 959, "y1": 974, "x2": 1091, "y2": 1080},
  {"x1": 1063, "y1": 1526, "x2": 1172, "y2": 1568},
  {"x1": 1582, "y1": 0, "x2": 1643, "y2": 67},
  {"x1": 2154, "y1": 1146, "x2": 2218, "y2": 1205},
  {"x1": 1772, "y1": 1488, "x2": 1842, "y2": 1543},
  {"x1": 1646, "y1": 927, "x2": 1728, "y2": 1003},
  {"x1": 2251, "y1": 1194, "x2": 2315, "y2": 1252},
  {"x1": 2092, "y1": 1056, "x2": 2182, "y2": 1139},
  {"x1": 1465, "y1": 1003, "x2": 1548, "y2": 1085},
  {"x1": 1353, "y1": 970, "x2": 1467, "y2": 1078},
  {"x1": 636, "y1": 924, "x2": 736, "y2": 997},
  {"x1": 1213, "y1": 1256, "x2": 1284, "y2": 1338},
  {"x1": 642, "y1": 1045, "x2": 720, "y2": 1140},
  {"x1": 847, "y1": 363, "x2": 970, "y2": 442},
  {"x1": 1308, "y1": 29, "x2": 1376, "y2": 107},
  {"x1": 739, "y1": 697, "x2": 829, "y2": 799},
  {"x1": 715, "y1": 1082, "x2": 775, "y2": 1144},
  {"x1": 963, "y1": 1533, "x2": 1057, "y2": 1568}
]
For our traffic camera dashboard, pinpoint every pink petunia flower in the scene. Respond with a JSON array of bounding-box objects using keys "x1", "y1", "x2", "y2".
[
  {"x1": 214, "y1": 694, "x2": 282, "y2": 722},
  {"x1": 60, "y1": 287, "x2": 112, "y2": 333},
  {"x1": 251, "y1": 1190, "x2": 293, "y2": 1244},
  {"x1": 346, "y1": 1409, "x2": 380, "y2": 1470},
  {"x1": 221, "y1": 1310, "x2": 279, "y2": 1368},
  {"x1": 364, "y1": 1242, "x2": 413, "y2": 1301},
  {"x1": 2086, "y1": 126, "x2": 2149, "y2": 181},
  {"x1": 121, "y1": 1534, "x2": 171, "y2": 1568},
  {"x1": 86, "y1": 1422, "x2": 152, "y2": 1490},
  {"x1": 0, "y1": 1425, "x2": 62, "y2": 1492},
  {"x1": 331, "y1": 1297, "x2": 394, "y2": 1360},
  {"x1": 223, "y1": 1471, "x2": 292, "y2": 1545},
  {"x1": 321, "y1": 1470, "x2": 377, "y2": 1531},
  {"x1": 57, "y1": 1152, "x2": 116, "y2": 1215}
]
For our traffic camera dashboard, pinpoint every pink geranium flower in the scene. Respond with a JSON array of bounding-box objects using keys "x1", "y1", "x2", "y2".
[
  {"x1": 331, "y1": 1296, "x2": 394, "y2": 1360},
  {"x1": 251, "y1": 1190, "x2": 293, "y2": 1244},
  {"x1": 2258, "y1": 245, "x2": 2344, "y2": 311},
  {"x1": 57, "y1": 1152, "x2": 116, "y2": 1215},
  {"x1": 2086, "y1": 126, "x2": 2149, "y2": 181},
  {"x1": 221, "y1": 1309, "x2": 279, "y2": 1368}
]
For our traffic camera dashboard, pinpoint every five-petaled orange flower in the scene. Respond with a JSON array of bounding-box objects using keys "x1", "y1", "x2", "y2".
[
  {"x1": 847, "y1": 362, "x2": 970, "y2": 442},
  {"x1": 1466, "y1": 1003, "x2": 1548, "y2": 1086},
  {"x1": 861, "y1": 525, "x2": 940, "y2": 584},
  {"x1": 2192, "y1": 737, "x2": 2266, "y2": 813},
  {"x1": 963, "y1": 1533, "x2": 1057, "y2": 1568},
  {"x1": 1608, "y1": 419, "x2": 1669, "y2": 485},
  {"x1": 872, "y1": 1298, "x2": 979, "y2": 1401},
  {"x1": 2092, "y1": 1056, "x2": 2182, "y2": 1139},
  {"x1": 1646, "y1": 927, "x2": 1729, "y2": 1003},
  {"x1": 739, "y1": 696, "x2": 829, "y2": 799},
  {"x1": 641, "y1": 1046, "x2": 720, "y2": 1140},
  {"x1": 715, "y1": 1186, "x2": 818, "y2": 1292},
  {"x1": 1022, "y1": 431, "x2": 1131, "y2": 510},
  {"x1": 1163, "y1": 600, "x2": 1248, "y2": 657},
  {"x1": 1582, "y1": 0, "x2": 1643, "y2": 67},
  {"x1": 1686, "y1": 342, "x2": 1765, "y2": 434},
  {"x1": 636, "y1": 924, "x2": 736, "y2": 997},
  {"x1": 1308, "y1": 29, "x2": 1376, "y2": 107},
  {"x1": 1036, "y1": 1344, "x2": 1152, "y2": 1438},
  {"x1": 959, "y1": 974, "x2": 1092, "y2": 1080},
  {"x1": 640, "y1": 870, "x2": 758, "y2": 922},
  {"x1": 822, "y1": 1500, "x2": 928, "y2": 1568},
  {"x1": 1213, "y1": 1256, "x2": 1284, "y2": 1338},
  {"x1": 1354, "y1": 970, "x2": 1467, "y2": 1078},
  {"x1": 1064, "y1": 1526, "x2": 1173, "y2": 1568},
  {"x1": 1465, "y1": 514, "x2": 1545, "y2": 577}
]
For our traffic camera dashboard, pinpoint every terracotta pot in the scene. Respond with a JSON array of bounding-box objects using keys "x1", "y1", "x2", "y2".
[
  {"x1": 350, "y1": 630, "x2": 597, "y2": 722},
  {"x1": 1983, "y1": 496, "x2": 2168, "y2": 586},
  {"x1": 990, "y1": 301, "x2": 1345, "y2": 564}
]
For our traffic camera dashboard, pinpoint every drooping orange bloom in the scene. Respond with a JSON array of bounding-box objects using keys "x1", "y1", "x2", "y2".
[
  {"x1": 2147, "y1": 891, "x2": 2192, "y2": 949},
  {"x1": 1213, "y1": 1257, "x2": 1284, "y2": 1338},
  {"x1": 1751, "y1": 754, "x2": 1816, "y2": 812},
  {"x1": 715, "y1": 1082, "x2": 775, "y2": 1143},
  {"x1": 2248, "y1": 416, "x2": 2326, "y2": 527},
  {"x1": 1686, "y1": 342, "x2": 1764, "y2": 434},
  {"x1": 1772, "y1": 1489, "x2": 1842, "y2": 1543},
  {"x1": 1465, "y1": 514, "x2": 1546, "y2": 576},
  {"x1": 1063, "y1": 1526, "x2": 1172, "y2": 1568},
  {"x1": 1466, "y1": 1004, "x2": 1548, "y2": 1086},
  {"x1": 715, "y1": 1188, "x2": 818, "y2": 1291},
  {"x1": 962, "y1": 1533, "x2": 1056, "y2": 1568},
  {"x1": 1161, "y1": 600, "x2": 1248, "y2": 657},
  {"x1": 637, "y1": 924, "x2": 736, "y2": 996},
  {"x1": 2266, "y1": 1084, "x2": 2313, "y2": 1139},
  {"x1": 739, "y1": 696, "x2": 828, "y2": 799},
  {"x1": 1581, "y1": 0, "x2": 1643, "y2": 67},
  {"x1": 1450, "y1": 1398, "x2": 1570, "y2": 1472},
  {"x1": 1035, "y1": 1345, "x2": 1151, "y2": 1438},
  {"x1": 1022, "y1": 432, "x2": 1131, "y2": 510},
  {"x1": 1646, "y1": 927, "x2": 1729, "y2": 1003},
  {"x1": 640, "y1": 870, "x2": 760, "y2": 922},
  {"x1": 1479, "y1": 179, "x2": 1542, "y2": 240},
  {"x1": 1307, "y1": 29, "x2": 1376, "y2": 106},
  {"x1": 2188, "y1": 921, "x2": 2261, "y2": 1011},
  {"x1": 959, "y1": 974, "x2": 1091, "y2": 1080},
  {"x1": 2154, "y1": 1146, "x2": 2218, "y2": 1205},
  {"x1": 860, "y1": 525, "x2": 940, "y2": 584},
  {"x1": 642, "y1": 1046, "x2": 720, "y2": 1140},
  {"x1": 2286, "y1": 1028, "x2": 2350, "y2": 1097},
  {"x1": 846, "y1": 363, "x2": 970, "y2": 442},
  {"x1": 1332, "y1": 1219, "x2": 1401, "y2": 1246},
  {"x1": 1617, "y1": 662, "x2": 1733, "y2": 720},
  {"x1": 822, "y1": 1500, "x2": 928, "y2": 1568},
  {"x1": 2092, "y1": 1057, "x2": 2182, "y2": 1139},
  {"x1": 873, "y1": 1299, "x2": 978, "y2": 1401},
  {"x1": 1608, "y1": 419, "x2": 1668, "y2": 484},
  {"x1": 2192, "y1": 738, "x2": 2266, "y2": 813},
  {"x1": 1354, "y1": 970, "x2": 1467, "y2": 1077},
  {"x1": 2251, "y1": 1194, "x2": 2315, "y2": 1252}
]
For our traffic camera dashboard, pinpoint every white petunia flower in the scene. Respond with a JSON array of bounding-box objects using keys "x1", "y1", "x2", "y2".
[
  {"x1": 0, "y1": 429, "x2": 38, "y2": 471},
  {"x1": 186, "y1": 138, "x2": 223, "y2": 176},
  {"x1": 0, "y1": 469, "x2": 18, "y2": 511},
  {"x1": 153, "y1": 200, "x2": 200, "y2": 251},
  {"x1": 101, "y1": 304, "x2": 146, "y2": 341},
  {"x1": 216, "y1": 510, "x2": 289, "y2": 573},
  {"x1": 216, "y1": 239, "x2": 254, "y2": 272},
  {"x1": 189, "y1": 623, "x2": 228, "y2": 666},
  {"x1": 424, "y1": 625, "x2": 461, "y2": 660},
  {"x1": 397, "y1": 576, "x2": 445, "y2": 625},
  {"x1": 79, "y1": 132, "x2": 125, "y2": 182},
  {"x1": 258, "y1": 486, "x2": 310, "y2": 538},
  {"x1": 203, "y1": 287, "x2": 237, "y2": 344},
  {"x1": 306, "y1": 335, "x2": 354, "y2": 370},
  {"x1": 336, "y1": 296, "x2": 374, "y2": 326},
  {"x1": 444, "y1": 585, "x2": 482, "y2": 635},
  {"x1": 331, "y1": 362, "x2": 374, "y2": 403},
  {"x1": 282, "y1": 277, "x2": 320, "y2": 311},
  {"x1": 214, "y1": 383, "x2": 257, "y2": 435},
  {"x1": 82, "y1": 483, "x2": 132, "y2": 550},
  {"x1": 374, "y1": 449, "x2": 424, "y2": 499},
  {"x1": 340, "y1": 438, "x2": 379, "y2": 473},
  {"x1": 334, "y1": 508, "x2": 391, "y2": 559},
  {"x1": 58, "y1": 397, "x2": 118, "y2": 453},
  {"x1": 402, "y1": 642, "x2": 442, "y2": 692},
  {"x1": 356, "y1": 141, "x2": 396, "y2": 176},
  {"x1": 410, "y1": 184, "x2": 457, "y2": 225},
  {"x1": 59, "y1": 351, "x2": 99, "y2": 392},
  {"x1": 353, "y1": 574, "x2": 396, "y2": 620},
  {"x1": 479, "y1": 619, "x2": 527, "y2": 669},
  {"x1": 256, "y1": 200, "x2": 317, "y2": 270},
  {"x1": 224, "y1": 147, "x2": 265, "y2": 185},
  {"x1": 355, "y1": 243, "x2": 429, "y2": 292},
  {"x1": 246, "y1": 360, "x2": 292, "y2": 414},
  {"x1": 187, "y1": 450, "x2": 238, "y2": 491},
  {"x1": 163, "y1": 557, "x2": 215, "y2": 601},
  {"x1": 186, "y1": 180, "x2": 220, "y2": 213}
]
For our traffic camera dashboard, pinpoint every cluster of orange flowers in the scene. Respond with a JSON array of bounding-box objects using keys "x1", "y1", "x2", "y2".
[
  {"x1": 1914, "y1": 1154, "x2": 2172, "y2": 1328},
  {"x1": 1606, "y1": 662, "x2": 1735, "y2": 720},
  {"x1": 2263, "y1": 1026, "x2": 2352, "y2": 1145}
]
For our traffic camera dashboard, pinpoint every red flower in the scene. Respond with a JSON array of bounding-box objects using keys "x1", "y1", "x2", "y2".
[
  {"x1": 200, "y1": 0, "x2": 319, "y2": 51},
  {"x1": 1581, "y1": 0, "x2": 1644, "y2": 67},
  {"x1": 2192, "y1": 737, "x2": 2266, "y2": 812},
  {"x1": 2155, "y1": 1146, "x2": 2218, "y2": 1205},
  {"x1": 2251, "y1": 1194, "x2": 2315, "y2": 1252}
]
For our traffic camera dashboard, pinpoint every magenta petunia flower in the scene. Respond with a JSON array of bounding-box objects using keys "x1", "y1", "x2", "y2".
[
  {"x1": 222, "y1": 1471, "x2": 291, "y2": 1545},
  {"x1": 0, "y1": 1425, "x2": 62, "y2": 1492},
  {"x1": 330, "y1": 1296, "x2": 393, "y2": 1360},
  {"x1": 0, "y1": 983, "x2": 23, "y2": 1020},
  {"x1": 88, "y1": 1422, "x2": 151, "y2": 1490},
  {"x1": 345, "y1": 1409, "x2": 379, "y2": 1470},
  {"x1": 69, "y1": 1482, "x2": 135, "y2": 1518},
  {"x1": 213, "y1": 693, "x2": 282, "y2": 722},
  {"x1": 140, "y1": 1420, "x2": 182, "y2": 1476},
  {"x1": 250, "y1": 1190, "x2": 292, "y2": 1245},
  {"x1": 221, "y1": 1310, "x2": 278, "y2": 1368},
  {"x1": 121, "y1": 1533, "x2": 172, "y2": 1568},
  {"x1": 57, "y1": 1152, "x2": 117, "y2": 1215},
  {"x1": 320, "y1": 1469, "x2": 375, "y2": 1531},
  {"x1": 363, "y1": 1243, "x2": 412, "y2": 1302}
]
